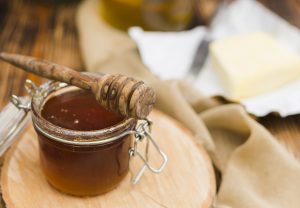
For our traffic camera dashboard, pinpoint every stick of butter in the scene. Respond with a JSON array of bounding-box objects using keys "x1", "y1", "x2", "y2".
[{"x1": 209, "y1": 32, "x2": 300, "y2": 100}]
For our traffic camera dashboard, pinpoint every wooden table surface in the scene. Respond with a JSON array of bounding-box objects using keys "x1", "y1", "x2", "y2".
[{"x1": 0, "y1": 0, "x2": 300, "y2": 163}]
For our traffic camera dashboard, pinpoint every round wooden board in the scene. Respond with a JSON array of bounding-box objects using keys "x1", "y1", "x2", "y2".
[{"x1": 1, "y1": 110, "x2": 215, "y2": 208}]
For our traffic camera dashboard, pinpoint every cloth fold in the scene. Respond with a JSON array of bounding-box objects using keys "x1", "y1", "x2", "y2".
[{"x1": 76, "y1": 0, "x2": 300, "y2": 207}]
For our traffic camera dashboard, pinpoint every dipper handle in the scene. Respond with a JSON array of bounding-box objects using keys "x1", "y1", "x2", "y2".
[{"x1": 0, "y1": 52, "x2": 156, "y2": 119}]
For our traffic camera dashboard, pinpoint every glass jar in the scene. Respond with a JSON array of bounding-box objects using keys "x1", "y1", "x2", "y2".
[
  {"x1": 99, "y1": 0, "x2": 195, "y2": 31},
  {"x1": 31, "y1": 82, "x2": 136, "y2": 196},
  {"x1": 10, "y1": 79, "x2": 167, "y2": 196}
]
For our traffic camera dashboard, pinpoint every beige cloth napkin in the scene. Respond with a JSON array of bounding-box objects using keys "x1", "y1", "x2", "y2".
[{"x1": 76, "y1": 0, "x2": 300, "y2": 207}]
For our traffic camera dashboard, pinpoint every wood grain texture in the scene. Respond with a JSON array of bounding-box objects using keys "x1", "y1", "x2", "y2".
[
  {"x1": 1, "y1": 110, "x2": 216, "y2": 208},
  {"x1": 0, "y1": 0, "x2": 83, "y2": 110}
]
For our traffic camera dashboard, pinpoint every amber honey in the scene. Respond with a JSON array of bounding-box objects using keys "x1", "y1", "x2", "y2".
[
  {"x1": 41, "y1": 90, "x2": 123, "y2": 131},
  {"x1": 31, "y1": 84, "x2": 136, "y2": 196}
]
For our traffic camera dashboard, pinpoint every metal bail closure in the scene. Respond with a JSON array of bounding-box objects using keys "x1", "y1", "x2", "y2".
[
  {"x1": 24, "y1": 79, "x2": 38, "y2": 97},
  {"x1": 11, "y1": 95, "x2": 31, "y2": 112},
  {"x1": 129, "y1": 119, "x2": 168, "y2": 184},
  {"x1": 11, "y1": 79, "x2": 38, "y2": 111},
  {"x1": 11, "y1": 79, "x2": 37, "y2": 112}
]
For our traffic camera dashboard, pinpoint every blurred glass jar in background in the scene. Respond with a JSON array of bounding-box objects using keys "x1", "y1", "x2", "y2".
[{"x1": 99, "y1": 0, "x2": 195, "y2": 31}]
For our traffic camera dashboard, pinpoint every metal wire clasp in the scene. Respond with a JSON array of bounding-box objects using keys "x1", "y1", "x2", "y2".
[
  {"x1": 10, "y1": 80, "x2": 39, "y2": 111},
  {"x1": 129, "y1": 119, "x2": 168, "y2": 184}
]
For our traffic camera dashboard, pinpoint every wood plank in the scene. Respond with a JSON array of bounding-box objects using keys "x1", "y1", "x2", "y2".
[{"x1": 0, "y1": 0, "x2": 83, "y2": 109}]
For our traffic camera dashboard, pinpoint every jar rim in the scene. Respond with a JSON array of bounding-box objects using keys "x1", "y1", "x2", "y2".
[{"x1": 31, "y1": 81, "x2": 136, "y2": 146}]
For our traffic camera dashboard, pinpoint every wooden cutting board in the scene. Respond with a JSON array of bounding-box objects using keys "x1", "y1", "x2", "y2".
[{"x1": 1, "y1": 110, "x2": 215, "y2": 208}]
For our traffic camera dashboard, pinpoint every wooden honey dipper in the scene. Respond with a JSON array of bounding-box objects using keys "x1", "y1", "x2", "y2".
[{"x1": 0, "y1": 52, "x2": 156, "y2": 119}]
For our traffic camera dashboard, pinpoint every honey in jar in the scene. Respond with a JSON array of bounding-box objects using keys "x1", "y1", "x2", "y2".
[{"x1": 31, "y1": 83, "x2": 137, "y2": 196}]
